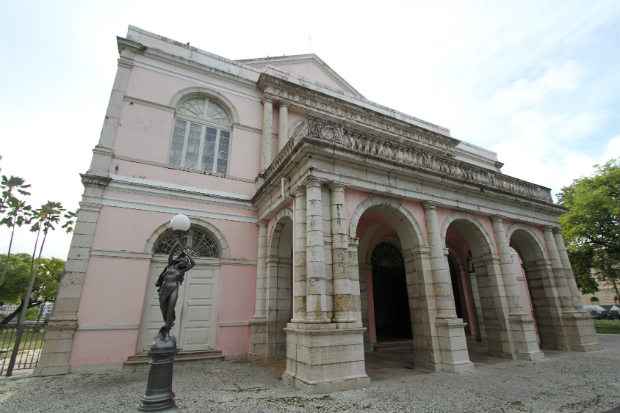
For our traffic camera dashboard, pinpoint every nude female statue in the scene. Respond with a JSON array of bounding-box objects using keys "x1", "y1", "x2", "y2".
[{"x1": 155, "y1": 248, "x2": 195, "y2": 339}]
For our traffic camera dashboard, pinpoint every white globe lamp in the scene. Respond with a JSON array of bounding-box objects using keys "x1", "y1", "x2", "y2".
[{"x1": 169, "y1": 214, "x2": 191, "y2": 232}]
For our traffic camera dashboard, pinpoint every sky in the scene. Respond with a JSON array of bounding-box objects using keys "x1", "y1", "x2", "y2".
[{"x1": 1, "y1": 0, "x2": 619, "y2": 259}]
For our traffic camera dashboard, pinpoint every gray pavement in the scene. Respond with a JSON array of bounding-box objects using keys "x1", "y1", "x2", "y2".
[{"x1": 1, "y1": 334, "x2": 619, "y2": 412}]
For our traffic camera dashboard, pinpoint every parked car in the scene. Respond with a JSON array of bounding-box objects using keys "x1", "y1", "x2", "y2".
[
  {"x1": 607, "y1": 305, "x2": 620, "y2": 320},
  {"x1": 581, "y1": 304, "x2": 608, "y2": 319}
]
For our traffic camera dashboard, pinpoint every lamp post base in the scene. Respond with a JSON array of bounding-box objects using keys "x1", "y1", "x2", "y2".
[{"x1": 139, "y1": 335, "x2": 177, "y2": 412}]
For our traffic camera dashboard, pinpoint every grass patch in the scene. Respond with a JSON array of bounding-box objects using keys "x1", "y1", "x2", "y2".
[{"x1": 594, "y1": 319, "x2": 620, "y2": 334}]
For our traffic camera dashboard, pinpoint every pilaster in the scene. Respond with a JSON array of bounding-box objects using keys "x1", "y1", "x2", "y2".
[
  {"x1": 261, "y1": 97, "x2": 273, "y2": 171},
  {"x1": 88, "y1": 54, "x2": 134, "y2": 177},
  {"x1": 35, "y1": 176, "x2": 109, "y2": 376},
  {"x1": 250, "y1": 221, "x2": 269, "y2": 357},
  {"x1": 278, "y1": 102, "x2": 289, "y2": 151}
]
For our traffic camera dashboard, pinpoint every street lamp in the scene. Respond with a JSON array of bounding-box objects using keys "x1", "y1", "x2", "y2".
[{"x1": 139, "y1": 214, "x2": 193, "y2": 412}]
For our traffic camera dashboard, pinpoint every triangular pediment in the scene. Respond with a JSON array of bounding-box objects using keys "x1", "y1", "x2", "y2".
[{"x1": 237, "y1": 54, "x2": 363, "y2": 98}]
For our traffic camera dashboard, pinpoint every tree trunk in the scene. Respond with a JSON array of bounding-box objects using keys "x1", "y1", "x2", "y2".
[
  {"x1": 612, "y1": 279, "x2": 620, "y2": 304},
  {"x1": 7, "y1": 224, "x2": 15, "y2": 258}
]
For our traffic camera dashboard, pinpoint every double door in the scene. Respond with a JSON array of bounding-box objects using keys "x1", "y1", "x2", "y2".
[{"x1": 140, "y1": 259, "x2": 217, "y2": 352}]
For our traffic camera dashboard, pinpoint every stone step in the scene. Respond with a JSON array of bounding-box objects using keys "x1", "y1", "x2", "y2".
[
  {"x1": 124, "y1": 350, "x2": 224, "y2": 366},
  {"x1": 374, "y1": 340, "x2": 414, "y2": 352}
]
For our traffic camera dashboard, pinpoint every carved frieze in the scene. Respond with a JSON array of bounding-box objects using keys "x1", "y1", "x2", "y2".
[{"x1": 285, "y1": 117, "x2": 553, "y2": 204}]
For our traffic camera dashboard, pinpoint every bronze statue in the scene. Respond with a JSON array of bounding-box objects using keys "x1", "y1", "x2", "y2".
[{"x1": 155, "y1": 248, "x2": 195, "y2": 339}]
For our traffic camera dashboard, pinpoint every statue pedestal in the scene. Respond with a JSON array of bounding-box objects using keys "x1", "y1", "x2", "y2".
[{"x1": 139, "y1": 335, "x2": 177, "y2": 412}]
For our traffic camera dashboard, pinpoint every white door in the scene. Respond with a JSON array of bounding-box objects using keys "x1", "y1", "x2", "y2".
[
  {"x1": 178, "y1": 264, "x2": 217, "y2": 351},
  {"x1": 140, "y1": 260, "x2": 216, "y2": 352}
]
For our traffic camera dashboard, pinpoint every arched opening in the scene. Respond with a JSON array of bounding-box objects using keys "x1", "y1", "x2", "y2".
[
  {"x1": 445, "y1": 218, "x2": 509, "y2": 360},
  {"x1": 140, "y1": 224, "x2": 221, "y2": 353},
  {"x1": 510, "y1": 229, "x2": 562, "y2": 350},
  {"x1": 266, "y1": 216, "x2": 293, "y2": 359},
  {"x1": 371, "y1": 242, "x2": 412, "y2": 342},
  {"x1": 353, "y1": 201, "x2": 435, "y2": 373}
]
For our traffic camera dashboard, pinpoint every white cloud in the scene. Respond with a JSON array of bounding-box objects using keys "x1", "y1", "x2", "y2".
[{"x1": 603, "y1": 135, "x2": 620, "y2": 161}]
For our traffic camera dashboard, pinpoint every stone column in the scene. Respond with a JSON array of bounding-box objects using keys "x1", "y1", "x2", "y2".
[
  {"x1": 250, "y1": 221, "x2": 268, "y2": 357},
  {"x1": 305, "y1": 178, "x2": 330, "y2": 322},
  {"x1": 292, "y1": 186, "x2": 307, "y2": 322},
  {"x1": 544, "y1": 227, "x2": 573, "y2": 312},
  {"x1": 423, "y1": 202, "x2": 473, "y2": 372},
  {"x1": 331, "y1": 183, "x2": 354, "y2": 323},
  {"x1": 492, "y1": 217, "x2": 542, "y2": 360},
  {"x1": 553, "y1": 229, "x2": 582, "y2": 307},
  {"x1": 261, "y1": 98, "x2": 273, "y2": 172},
  {"x1": 278, "y1": 102, "x2": 289, "y2": 151},
  {"x1": 283, "y1": 179, "x2": 368, "y2": 391},
  {"x1": 544, "y1": 226, "x2": 598, "y2": 352}
]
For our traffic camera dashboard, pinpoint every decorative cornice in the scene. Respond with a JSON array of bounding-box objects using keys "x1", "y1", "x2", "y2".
[
  {"x1": 80, "y1": 174, "x2": 111, "y2": 188},
  {"x1": 257, "y1": 73, "x2": 459, "y2": 154},
  {"x1": 116, "y1": 36, "x2": 146, "y2": 55},
  {"x1": 290, "y1": 117, "x2": 554, "y2": 204}
]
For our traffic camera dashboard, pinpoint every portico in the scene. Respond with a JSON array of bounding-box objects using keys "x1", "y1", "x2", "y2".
[{"x1": 249, "y1": 73, "x2": 598, "y2": 390}]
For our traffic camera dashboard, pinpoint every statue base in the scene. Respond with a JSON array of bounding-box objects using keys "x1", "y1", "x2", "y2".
[{"x1": 139, "y1": 334, "x2": 177, "y2": 412}]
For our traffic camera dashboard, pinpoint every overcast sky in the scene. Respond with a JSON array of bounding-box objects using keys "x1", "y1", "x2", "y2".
[{"x1": 1, "y1": 0, "x2": 619, "y2": 259}]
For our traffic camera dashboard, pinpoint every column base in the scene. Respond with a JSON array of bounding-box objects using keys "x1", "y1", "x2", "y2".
[
  {"x1": 509, "y1": 313, "x2": 544, "y2": 361},
  {"x1": 283, "y1": 322, "x2": 369, "y2": 392},
  {"x1": 435, "y1": 318, "x2": 475, "y2": 373},
  {"x1": 562, "y1": 311, "x2": 600, "y2": 352},
  {"x1": 248, "y1": 317, "x2": 267, "y2": 358}
]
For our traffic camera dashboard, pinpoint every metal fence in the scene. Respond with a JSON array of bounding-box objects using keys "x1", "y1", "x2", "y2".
[{"x1": 0, "y1": 321, "x2": 48, "y2": 375}]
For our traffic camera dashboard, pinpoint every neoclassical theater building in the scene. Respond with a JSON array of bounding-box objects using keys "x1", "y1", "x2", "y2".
[{"x1": 37, "y1": 26, "x2": 598, "y2": 390}]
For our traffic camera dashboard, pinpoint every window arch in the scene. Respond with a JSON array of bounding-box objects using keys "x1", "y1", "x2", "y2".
[
  {"x1": 170, "y1": 94, "x2": 232, "y2": 174},
  {"x1": 153, "y1": 224, "x2": 220, "y2": 257}
]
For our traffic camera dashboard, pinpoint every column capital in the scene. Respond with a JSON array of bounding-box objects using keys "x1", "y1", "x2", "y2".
[
  {"x1": 304, "y1": 175, "x2": 323, "y2": 188},
  {"x1": 262, "y1": 96, "x2": 273, "y2": 105},
  {"x1": 328, "y1": 181, "x2": 346, "y2": 191},
  {"x1": 490, "y1": 215, "x2": 507, "y2": 224},
  {"x1": 292, "y1": 184, "x2": 306, "y2": 197},
  {"x1": 422, "y1": 200, "x2": 438, "y2": 210},
  {"x1": 279, "y1": 101, "x2": 289, "y2": 108}
]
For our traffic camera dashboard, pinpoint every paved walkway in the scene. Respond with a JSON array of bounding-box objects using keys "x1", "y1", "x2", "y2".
[{"x1": 1, "y1": 335, "x2": 619, "y2": 412}]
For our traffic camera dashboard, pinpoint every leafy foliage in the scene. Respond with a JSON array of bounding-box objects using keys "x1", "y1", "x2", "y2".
[
  {"x1": 559, "y1": 159, "x2": 620, "y2": 299},
  {"x1": 0, "y1": 254, "x2": 64, "y2": 304}
]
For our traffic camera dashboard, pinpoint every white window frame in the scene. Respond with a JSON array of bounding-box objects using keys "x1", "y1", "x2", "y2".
[{"x1": 171, "y1": 97, "x2": 231, "y2": 175}]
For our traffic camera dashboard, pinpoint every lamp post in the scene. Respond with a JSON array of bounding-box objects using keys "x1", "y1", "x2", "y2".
[{"x1": 139, "y1": 214, "x2": 192, "y2": 412}]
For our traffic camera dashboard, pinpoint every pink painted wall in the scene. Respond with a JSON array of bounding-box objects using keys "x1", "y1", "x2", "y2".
[{"x1": 216, "y1": 265, "x2": 256, "y2": 357}]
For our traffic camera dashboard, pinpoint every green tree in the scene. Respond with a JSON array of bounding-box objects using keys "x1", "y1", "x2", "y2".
[
  {"x1": 0, "y1": 254, "x2": 64, "y2": 324},
  {"x1": 558, "y1": 159, "x2": 620, "y2": 300},
  {"x1": 0, "y1": 176, "x2": 32, "y2": 286}
]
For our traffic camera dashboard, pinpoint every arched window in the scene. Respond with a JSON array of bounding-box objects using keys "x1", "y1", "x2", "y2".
[
  {"x1": 153, "y1": 224, "x2": 220, "y2": 257},
  {"x1": 170, "y1": 94, "x2": 232, "y2": 174}
]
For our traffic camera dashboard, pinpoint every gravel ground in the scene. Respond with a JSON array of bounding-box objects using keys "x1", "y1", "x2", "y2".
[{"x1": 1, "y1": 335, "x2": 619, "y2": 413}]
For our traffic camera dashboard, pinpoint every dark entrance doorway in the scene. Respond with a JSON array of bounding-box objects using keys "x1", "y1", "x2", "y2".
[{"x1": 371, "y1": 243, "x2": 412, "y2": 341}]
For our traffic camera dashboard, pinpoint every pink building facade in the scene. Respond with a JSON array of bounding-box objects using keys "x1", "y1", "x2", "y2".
[{"x1": 36, "y1": 26, "x2": 598, "y2": 391}]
